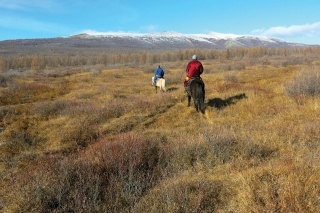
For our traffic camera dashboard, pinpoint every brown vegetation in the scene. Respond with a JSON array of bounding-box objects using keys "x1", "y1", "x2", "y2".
[{"x1": 0, "y1": 47, "x2": 320, "y2": 212}]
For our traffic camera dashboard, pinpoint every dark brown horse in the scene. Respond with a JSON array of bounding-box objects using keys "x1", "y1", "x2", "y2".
[{"x1": 187, "y1": 78, "x2": 205, "y2": 113}]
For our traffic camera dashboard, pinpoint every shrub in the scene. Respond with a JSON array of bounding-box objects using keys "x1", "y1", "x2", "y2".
[
  {"x1": 16, "y1": 133, "x2": 165, "y2": 212},
  {"x1": 0, "y1": 75, "x2": 13, "y2": 87},
  {"x1": 224, "y1": 73, "x2": 238, "y2": 83},
  {"x1": 32, "y1": 100, "x2": 69, "y2": 120},
  {"x1": 0, "y1": 82, "x2": 56, "y2": 105},
  {"x1": 61, "y1": 117, "x2": 100, "y2": 147},
  {"x1": 229, "y1": 160, "x2": 320, "y2": 212},
  {"x1": 285, "y1": 68, "x2": 320, "y2": 97},
  {"x1": 134, "y1": 176, "x2": 229, "y2": 213},
  {"x1": 1, "y1": 118, "x2": 44, "y2": 161}
]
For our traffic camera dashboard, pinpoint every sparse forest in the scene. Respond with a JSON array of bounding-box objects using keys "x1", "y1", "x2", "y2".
[
  {"x1": 0, "y1": 46, "x2": 320, "y2": 212},
  {"x1": 1, "y1": 46, "x2": 320, "y2": 72}
]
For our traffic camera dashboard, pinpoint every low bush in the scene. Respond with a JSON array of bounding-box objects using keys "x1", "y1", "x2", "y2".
[
  {"x1": 285, "y1": 68, "x2": 320, "y2": 97},
  {"x1": 134, "y1": 176, "x2": 230, "y2": 213},
  {"x1": 32, "y1": 100, "x2": 69, "y2": 120},
  {"x1": 0, "y1": 82, "x2": 56, "y2": 105},
  {"x1": 0, "y1": 75, "x2": 13, "y2": 87},
  {"x1": 16, "y1": 132, "x2": 165, "y2": 213}
]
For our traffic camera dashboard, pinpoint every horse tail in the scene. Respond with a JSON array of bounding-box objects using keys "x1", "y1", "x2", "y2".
[
  {"x1": 195, "y1": 81, "x2": 205, "y2": 113},
  {"x1": 152, "y1": 77, "x2": 155, "y2": 86},
  {"x1": 199, "y1": 88, "x2": 205, "y2": 113},
  {"x1": 161, "y1": 79, "x2": 166, "y2": 92}
]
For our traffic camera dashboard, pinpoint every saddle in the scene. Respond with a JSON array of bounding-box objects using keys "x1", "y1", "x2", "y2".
[{"x1": 152, "y1": 76, "x2": 163, "y2": 86}]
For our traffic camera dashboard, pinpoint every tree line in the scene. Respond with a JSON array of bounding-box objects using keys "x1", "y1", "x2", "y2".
[{"x1": 1, "y1": 46, "x2": 320, "y2": 72}]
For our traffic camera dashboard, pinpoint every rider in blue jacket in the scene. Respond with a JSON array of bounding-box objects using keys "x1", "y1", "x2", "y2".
[{"x1": 154, "y1": 65, "x2": 164, "y2": 83}]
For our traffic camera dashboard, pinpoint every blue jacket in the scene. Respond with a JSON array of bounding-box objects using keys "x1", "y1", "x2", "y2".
[{"x1": 154, "y1": 67, "x2": 164, "y2": 82}]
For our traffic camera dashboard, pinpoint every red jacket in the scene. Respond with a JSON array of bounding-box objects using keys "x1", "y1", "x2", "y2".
[{"x1": 186, "y1": 59, "x2": 203, "y2": 78}]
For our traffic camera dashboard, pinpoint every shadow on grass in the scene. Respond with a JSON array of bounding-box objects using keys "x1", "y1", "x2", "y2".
[
  {"x1": 166, "y1": 87, "x2": 179, "y2": 92},
  {"x1": 207, "y1": 93, "x2": 247, "y2": 110}
]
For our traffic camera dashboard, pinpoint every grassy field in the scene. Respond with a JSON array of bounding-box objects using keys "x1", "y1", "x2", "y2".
[{"x1": 0, "y1": 56, "x2": 320, "y2": 212}]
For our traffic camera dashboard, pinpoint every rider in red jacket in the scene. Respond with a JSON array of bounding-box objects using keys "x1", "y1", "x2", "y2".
[{"x1": 184, "y1": 54, "x2": 203, "y2": 88}]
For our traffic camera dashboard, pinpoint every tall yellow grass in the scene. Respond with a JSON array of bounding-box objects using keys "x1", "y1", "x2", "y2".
[{"x1": 0, "y1": 56, "x2": 320, "y2": 212}]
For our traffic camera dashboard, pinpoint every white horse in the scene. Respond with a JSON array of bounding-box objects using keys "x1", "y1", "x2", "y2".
[{"x1": 152, "y1": 77, "x2": 166, "y2": 93}]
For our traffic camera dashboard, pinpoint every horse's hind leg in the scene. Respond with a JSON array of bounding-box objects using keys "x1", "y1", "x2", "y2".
[
  {"x1": 194, "y1": 101, "x2": 199, "y2": 112},
  {"x1": 188, "y1": 95, "x2": 191, "y2": 107}
]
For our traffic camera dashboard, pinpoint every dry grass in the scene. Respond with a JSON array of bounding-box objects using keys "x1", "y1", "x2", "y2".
[{"x1": 1, "y1": 56, "x2": 320, "y2": 212}]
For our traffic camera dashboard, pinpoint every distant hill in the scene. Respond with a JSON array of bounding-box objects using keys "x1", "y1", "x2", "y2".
[{"x1": 0, "y1": 31, "x2": 312, "y2": 56}]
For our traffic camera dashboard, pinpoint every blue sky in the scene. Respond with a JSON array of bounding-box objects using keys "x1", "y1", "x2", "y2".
[{"x1": 1, "y1": 0, "x2": 320, "y2": 44}]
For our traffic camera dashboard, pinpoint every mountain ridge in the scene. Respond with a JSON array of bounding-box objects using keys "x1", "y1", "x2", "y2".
[
  {"x1": 68, "y1": 31, "x2": 306, "y2": 49},
  {"x1": 0, "y1": 31, "x2": 313, "y2": 56}
]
